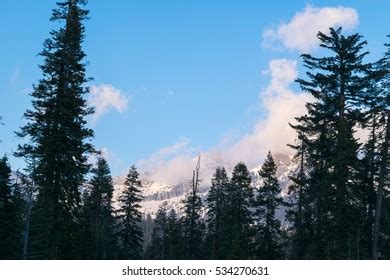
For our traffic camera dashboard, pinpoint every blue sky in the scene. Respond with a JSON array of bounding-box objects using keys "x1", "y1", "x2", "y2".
[{"x1": 1, "y1": 0, "x2": 390, "y2": 178}]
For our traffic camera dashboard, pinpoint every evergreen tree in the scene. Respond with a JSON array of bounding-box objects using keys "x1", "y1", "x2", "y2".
[
  {"x1": 145, "y1": 202, "x2": 168, "y2": 259},
  {"x1": 11, "y1": 171, "x2": 27, "y2": 260},
  {"x1": 253, "y1": 152, "x2": 284, "y2": 259},
  {"x1": 0, "y1": 156, "x2": 20, "y2": 259},
  {"x1": 81, "y1": 157, "x2": 117, "y2": 259},
  {"x1": 286, "y1": 134, "x2": 313, "y2": 259},
  {"x1": 15, "y1": 0, "x2": 93, "y2": 259},
  {"x1": 224, "y1": 162, "x2": 253, "y2": 259},
  {"x1": 165, "y1": 209, "x2": 183, "y2": 259},
  {"x1": 205, "y1": 167, "x2": 229, "y2": 259},
  {"x1": 117, "y1": 165, "x2": 143, "y2": 259},
  {"x1": 291, "y1": 27, "x2": 371, "y2": 259}
]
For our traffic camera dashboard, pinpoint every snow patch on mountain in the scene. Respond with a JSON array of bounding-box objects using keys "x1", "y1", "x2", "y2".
[{"x1": 113, "y1": 152, "x2": 297, "y2": 216}]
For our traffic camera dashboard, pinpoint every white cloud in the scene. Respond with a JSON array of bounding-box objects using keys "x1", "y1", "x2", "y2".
[
  {"x1": 89, "y1": 84, "x2": 130, "y2": 123},
  {"x1": 218, "y1": 59, "x2": 312, "y2": 167},
  {"x1": 138, "y1": 138, "x2": 191, "y2": 167},
  {"x1": 137, "y1": 138, "x2": 197, "y2": 185},
  {"x1": 262, "y1": 5, "x2": 359, "y2": 52},
  {"x1": 137, "y1": 59, "x2": 312, "y2": 184}
]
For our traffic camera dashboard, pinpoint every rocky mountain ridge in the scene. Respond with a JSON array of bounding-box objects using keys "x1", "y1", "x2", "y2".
[{"x1": 113, "y1": 152, "x2": 297, "y2": 216}]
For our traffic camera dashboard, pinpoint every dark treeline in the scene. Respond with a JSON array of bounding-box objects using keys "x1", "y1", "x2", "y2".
[{"x1": 0, "y1": 1, "x2": 389, "y2": 260}]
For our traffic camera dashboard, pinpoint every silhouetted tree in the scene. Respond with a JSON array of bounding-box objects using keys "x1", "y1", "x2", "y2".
[
  {"x1": 253, "y1": 152, "x2": 284, "y2": 259},
  {"x1": 205, "y1": 167, "x2": 229, "y2": 259},
  {"x1": 81, "y1": 157, "x2": 117, "y2": 259},
  {"x1": 117, "y1": 166, "x2": 143, "y2": 259},
  {"x1": 291, "y1": 27, "x2": 371, "y2": 259},
  {"x1": 15, "y1": 0, "x2": 93, "y2": 259},
  {"x1": 224, "y1": 162, "x2": 253, "y2": 259}
]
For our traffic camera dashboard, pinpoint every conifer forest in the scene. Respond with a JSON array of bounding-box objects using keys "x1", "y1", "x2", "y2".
[{"x1": 0, "y1": 1, "x2": 389, "y2": 260}]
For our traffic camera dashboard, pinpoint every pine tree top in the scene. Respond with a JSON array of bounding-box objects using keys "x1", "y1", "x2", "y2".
[
  {"x1": 259, "y1": 151, "x2": 277, "y2": 178},
  {"x1": 231, "y1": 162, "x2": 251, "y2": 183},
  {"x1": 118, "y1": 165, "x2": 143, "y2": 212},
  {"x1": 125, "y1": 165, "x2": 142, "y2": 186},
  {"x1": 0, "y1": 155, "x2": 12, "y2": 203}
]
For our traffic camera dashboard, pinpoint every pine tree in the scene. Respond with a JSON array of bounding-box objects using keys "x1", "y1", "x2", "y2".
[
  {"x1": 181, "y1": 156, "x2": 205, "y2": 259},
  {"x1": 0, "y1": 156, "x2": 20, "y2": 259},
  {"x1": 286, "y1": 134, "x2": 313, "y2": 259},
  {"x1": 117, "y1": 165, "x2": 143, "y2": 259},
  {"x1": 81, "y1": 157, "x2": 117, "y2": 259},
  {"x1": 253, "y1": 152, "x2": 284, "y2": 259},
  {"x1": 224, "y1": 162, "x2": 253, "y2": 259},
  {"x1": 165, "y1": 209, "x2": 183, "y2": 259},
  {"x1": 205, "y1": 166, "x2": 229, "y2": 259},
  {"x1": 15, "y1": 0, "x2": 93, "y2": 259},
  {"x1": 145, "y1": 202, "x2": 168, "y2": 259},
  {"x1": 11, "y1": 171, "x2": 27, "y2": 260},
  {"x1": 292, "y1": 27, "x2": 371, "y2": 259}
]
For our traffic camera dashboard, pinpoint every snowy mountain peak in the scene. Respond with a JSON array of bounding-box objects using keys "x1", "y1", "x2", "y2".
[{"x1": 113, "y1": 152, "x2": 297, "y2": 215}]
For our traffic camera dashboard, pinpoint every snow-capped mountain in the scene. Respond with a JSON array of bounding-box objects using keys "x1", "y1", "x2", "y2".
[{"x1": 113, "y1": 152, "x2": 297, "y2": 217}]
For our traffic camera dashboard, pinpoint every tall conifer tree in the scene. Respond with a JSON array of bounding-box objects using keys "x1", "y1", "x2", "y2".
[
  {"x1": 291, "y1": 27, "x2": 371, "y2": 259},
  {"x1": 15, "y1": 0, "x2": 93, "y2": 259},
  {"x1": 205, "y1": 167, "x2": 229, "y2": 259},
  {"x1": 165, "y1": 209, "x2": 183, "y2": 259},
  {"x1": 286, "y1": 134, "x2": 313, "y2": 259},
  {"x1": 81, "y1": 157, "x2": 117, "y2": 259},
  {"x1": 0, "y1": 156, "x2": 21, "y2": 259},
  {"x1": 224, "y1": 162, "x2": 253, "y2": 259},
  {"x1": 253, "y1": 152, "x2": 284, "y2": 259},
  {"x1": 145, "y1": 202, "x2": 168, "y2": 259},
  {"x1": 117, "y1": 166, "x2": 143, "y2": 259}
]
